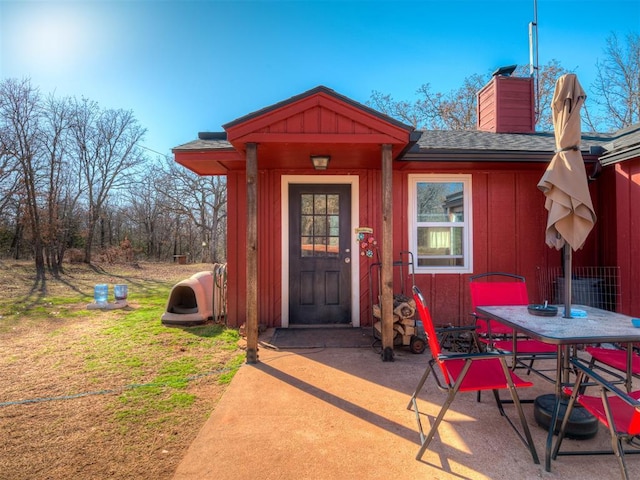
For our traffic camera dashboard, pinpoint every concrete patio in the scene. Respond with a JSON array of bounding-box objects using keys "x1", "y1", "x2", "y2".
[{"x1": 173, "y1": 330, "x2": 640, "y2": 479}]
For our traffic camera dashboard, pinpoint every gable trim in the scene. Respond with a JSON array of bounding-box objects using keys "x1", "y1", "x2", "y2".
[{"x1": 225, "y1": 88, "x2": 413, "y2": 146}]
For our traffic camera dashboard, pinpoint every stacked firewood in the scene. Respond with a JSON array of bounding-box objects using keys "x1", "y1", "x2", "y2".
[{"x1": 372, "y1": 293, "x2": 418, "y2": 346}]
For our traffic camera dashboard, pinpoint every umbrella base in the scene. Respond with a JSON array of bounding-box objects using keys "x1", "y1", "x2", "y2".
[{"x1": 534, "y1": 393, "x2": 599, "y2": 439}]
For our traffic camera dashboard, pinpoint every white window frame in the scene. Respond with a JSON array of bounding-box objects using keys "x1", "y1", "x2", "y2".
[{"x1": 408, "y1": 174, "x2": 473, "y2": 274}]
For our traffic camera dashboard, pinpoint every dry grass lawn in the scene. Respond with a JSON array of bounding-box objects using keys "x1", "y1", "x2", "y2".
[{"x1": 0, "y1": 260, "x2": 243, "y2": 480}]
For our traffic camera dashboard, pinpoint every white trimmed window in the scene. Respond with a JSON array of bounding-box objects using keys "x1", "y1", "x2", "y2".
[{"x1": 408, "y1": 174, "x2": 473, "y2": 274}]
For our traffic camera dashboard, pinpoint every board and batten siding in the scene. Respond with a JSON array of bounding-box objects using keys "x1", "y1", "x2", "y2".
[
  {"x1": 599, "y1": 160, "x2": 640, "y2": 317},
  {"x1": 224, "y1": 163, "x2": 601, "y2": 329}
]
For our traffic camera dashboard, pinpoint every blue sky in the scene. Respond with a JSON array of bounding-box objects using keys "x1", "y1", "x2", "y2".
[{"x1": 2, "y1": 0, "x2": 639, "y2": 156}]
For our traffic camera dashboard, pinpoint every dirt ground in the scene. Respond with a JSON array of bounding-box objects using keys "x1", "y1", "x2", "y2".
[{"x1": 0, "y1": 260, "x2": 238, "y2": 480}]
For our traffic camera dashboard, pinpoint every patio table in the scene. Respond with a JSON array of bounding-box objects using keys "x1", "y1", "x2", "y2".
[{"x1": 476, "y1": 304, "x2": 640, "y2": 472}]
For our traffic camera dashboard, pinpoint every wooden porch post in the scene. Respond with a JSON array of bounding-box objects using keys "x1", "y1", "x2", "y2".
[
  {"x1": 381, "y1": 144, "x2": 394, "y2": 361},
  {"x1": 245, "y1": 142, "x2": 259, "y2": 364}
]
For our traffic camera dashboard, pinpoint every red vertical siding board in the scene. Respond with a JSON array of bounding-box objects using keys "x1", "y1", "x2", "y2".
[
  {"x1": 268, "y1": 118, "x2": 286, "y2": 133},
  {"x1": 487, "y1": 172, "x2": 518, "y2": 272},
  {"x1": 516, "y1": 172, "x2": 550, "y2": 301},
  {"x1": 289, "y1": 112, "x2": 304, "y2": 133},
  {"x1": 432, "y1": 275, "x2": 464, "y2": 326},
  {"x1": 226, "y1": 171, "x2": 248, "y2": 328},
  {"x1": 303, "y1": 107, "x2": 320, "y2": 132},
  {"x1": 225, "y1": 172, "x2": 238, "y2": 327},
  {"x1": 255, "y1": 171, "x2": 283, "y2": 327},
  {"x1": 473, "y1": 173, "x2": 490, "y2": 274},
  {"x1": 319, "y1": 107, "x2": 337, "y2": 134},
  {"x1": 613, "y1": 161, "x2": 640, "y2": 316},
  {"x1": 357, "y1": 173, "x2": 367, "y2": 324},
  {"x1": 353, "y1": 121, "x2": 372, "y2": 134},
  {"x1": 571, "y1": 180, "x2": 600, "y2": 268},
  {"x1": 257, "y1": 171, "x2": 270, "y2": 326},
  {"x1": 597, "y1": 167, "x2": 618, "y2": 267},
  {"x1": 628, "y1": 161, "x2": 640, "y2": 316},
  {"x1": 336, "y1": 114, "x2": 351, "y2": 134},
  {"x1": 271, "y1": 171, "x2": 282, "y2": 325},
  {"x1": 371, "y1": 169, "x2": 382, "y2": 317},
  {"x1": 358, "y1": 168, "x2": 391, "y2": 327}
]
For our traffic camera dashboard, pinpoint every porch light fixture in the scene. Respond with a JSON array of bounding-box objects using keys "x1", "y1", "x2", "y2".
[{"x1": 310, "y1": 155, "x2": 330, "y2": 170}]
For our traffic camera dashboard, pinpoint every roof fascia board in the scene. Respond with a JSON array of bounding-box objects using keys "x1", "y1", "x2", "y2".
[
  {"x1": 175, "y1": 158, "x2": 230, "y2": 175},
  {"x1": 174, "y1": 149, "x2": 243, "y2": 165},
  {"x1": 600, "y1": 145, "x2": 640, "y2": 166},
  {"x1": 230, "y1": 132, "x2": 409, "y2": 146},
  {"x1": 400, "y1": 150, "x2": 600, "y2": 163}
]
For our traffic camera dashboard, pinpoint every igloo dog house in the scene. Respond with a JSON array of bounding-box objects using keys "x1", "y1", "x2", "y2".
[{"x1": 161, "y1": 271, "x2": 214, "y2": 326}]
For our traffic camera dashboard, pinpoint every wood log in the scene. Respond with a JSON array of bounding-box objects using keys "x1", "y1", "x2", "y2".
[
  {"x1": 393, "y1": 301, "x2": 415, "y2": 319},
  {"x1": 374, "y1": 320, "x2": 381, "y2": 335},
  {"x1": 375, "y1": 320, "x2": 398, "y2": 339},
  {"x1": 393, "y1": 293, "x2": 411, "y2": 306}
]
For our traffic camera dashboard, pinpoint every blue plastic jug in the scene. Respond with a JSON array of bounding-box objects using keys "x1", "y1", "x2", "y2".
[
  {"x1": 114, "y1": 284, "x2": 128, "y2": 301},
  {"x1": 94, "y1": 284, "x2": 108, "y2": 304}
]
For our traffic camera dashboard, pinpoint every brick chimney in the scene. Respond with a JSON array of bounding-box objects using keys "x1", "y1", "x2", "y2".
[{"x1": 477, "y1": 73, "x2": 535, "y2": 133}]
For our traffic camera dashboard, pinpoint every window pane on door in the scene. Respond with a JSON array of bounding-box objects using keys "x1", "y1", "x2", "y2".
[
  {"x1": 301, "y1": 194, "x2": 314, "y2": 214},
  {"x1": 300, "y1": 193, "x2": 340, "y2": 257}
]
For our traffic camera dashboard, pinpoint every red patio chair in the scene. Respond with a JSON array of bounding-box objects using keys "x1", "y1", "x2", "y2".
[
  {"x1": 470, "y1": 272, "x2": 557, "y2": 377},
  {"x1": 407, "y1": 285, "x2": 540, "y2": 464},
  {"x1": 553, "y1": 356, "x2": 640, "y2": 479},
  {"x1": 585, "y1": 345, "x2": 640, "y2": 393}
]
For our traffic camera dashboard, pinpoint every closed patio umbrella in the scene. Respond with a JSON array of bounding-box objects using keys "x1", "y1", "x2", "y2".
[{"x1": 537, "y1": 73, "x2": 596, "y2": 317}]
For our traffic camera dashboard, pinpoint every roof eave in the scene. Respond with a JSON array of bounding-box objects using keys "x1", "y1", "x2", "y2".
[
  {"x1": 400, "y1": 149, "x2": 600, "y2": 163},
  {"x1": 599, "y1": 144, "x2": 640, "y2": 166}
]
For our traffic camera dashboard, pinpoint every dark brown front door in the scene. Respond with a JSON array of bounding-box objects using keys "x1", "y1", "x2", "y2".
[{"x1": 289, "y1": 184, "x2": 351, "y2": 324}]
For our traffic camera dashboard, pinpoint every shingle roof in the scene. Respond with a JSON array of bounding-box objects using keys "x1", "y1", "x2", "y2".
[
  {"x1": 400, "y1": 129, "x2": 614, "y2": 162},
  {"x1": 420, "y1": 130, "x2": 613, "y2": 153},
  {"x1": 172, "y1": 128, "x2": 617, "y2": 162},
  {"x1": 173, "y1": 132, "x2": 232, "y2": 151},
  {"x1": 599, "y1": 123, "x2": 640, "y2": 165}
]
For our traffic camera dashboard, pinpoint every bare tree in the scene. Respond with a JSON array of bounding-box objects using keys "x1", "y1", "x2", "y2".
[
  {"x1": 40, "y1": 93, "x2": 82, "y2": 273},
  {"x1": 368, "y1": 90, "x2": 426, "y2": 129},
  {"x1": 588, "y1": 32, "x2": 640, "y2": 131},
  {"x1": 0, "y1": 151, "x2": 22, "y2": 258},
  {"x1": 369, "y1": 76, "x2": 486, "y2": 131},
  {"x1": 160, "y1": 156, "x2": 227, "y2": 263},
  {"x1": 0, "y1": 78, "x2": 47, "y2": 279},
  {"x1": 124, "y1": 165, "x2": 168, "y2": 260},
  {"x1": 0, "y1": 150, "x2": 20, "y2": 225},
  {"x1": 1, "y1": 79, "x2": 219, "y2": 267},
  {"x1": 368, "y1": 61, "x2": 572, "y2": 132},
  {"x1": 520, "y1": 60, "x2": 572, "y2": 131},
  {"x1": 70, "y1": 98, "x2": 147, "y2": 263}
]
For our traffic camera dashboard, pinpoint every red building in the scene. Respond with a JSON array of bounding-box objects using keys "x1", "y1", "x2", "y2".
[{"x1": 173, "y1": 74, "x2": 639, "y2": 361}]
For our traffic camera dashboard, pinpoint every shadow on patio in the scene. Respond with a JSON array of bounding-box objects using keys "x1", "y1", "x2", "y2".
[{"x1": 173, "y1": 329, "x2": 640, "y2": 480}]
